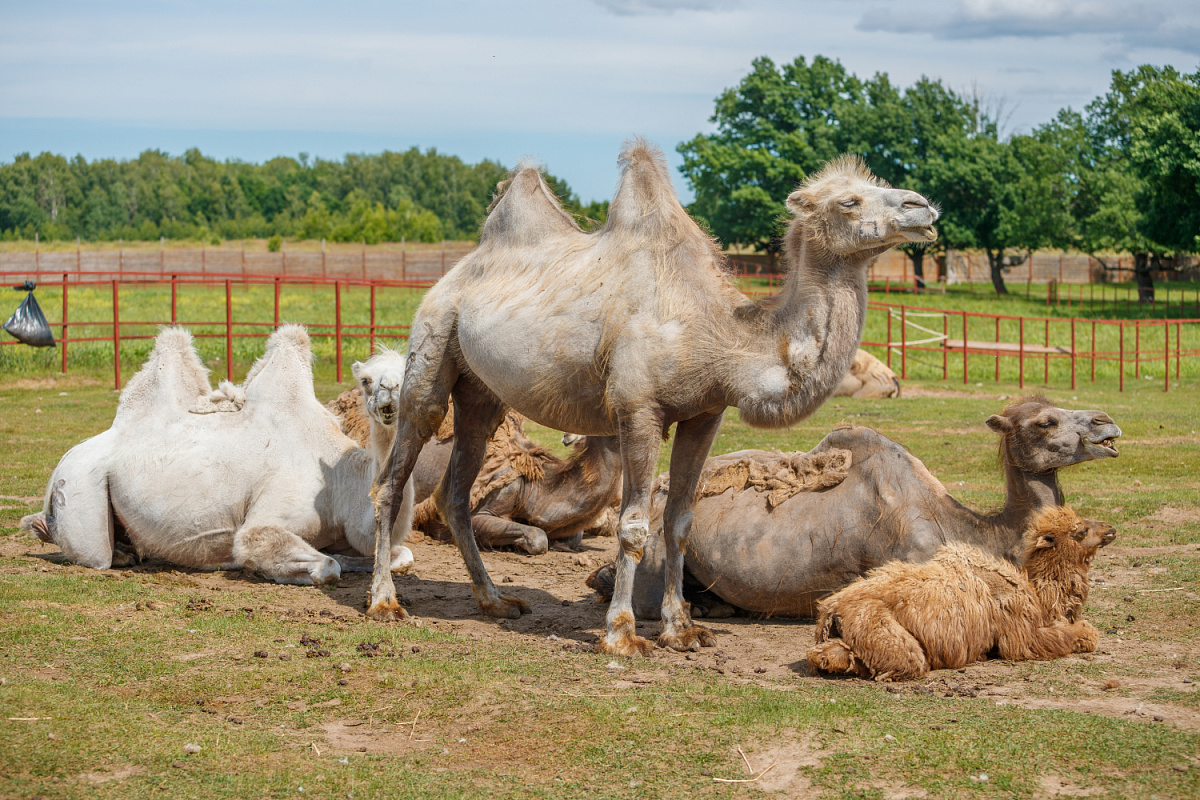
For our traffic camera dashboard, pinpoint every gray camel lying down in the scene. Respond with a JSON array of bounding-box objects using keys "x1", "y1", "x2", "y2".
[{"x1": 587, "y1": 396, "x2": 1121, "y2": 619}]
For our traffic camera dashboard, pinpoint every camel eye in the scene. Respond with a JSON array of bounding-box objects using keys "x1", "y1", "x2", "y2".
[
  {"x1": 839, "y1": 199, "x2": 858, "y2": 208},
  {"x1": 360, "y1": 378, "x2": 372, "y2": 388},
  {"x1": 1037, "y1": 418, "x2": 1057, "y2": 428}
]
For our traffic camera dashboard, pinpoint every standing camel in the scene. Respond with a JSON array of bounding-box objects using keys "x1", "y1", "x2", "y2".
[{"x1": 368, "y1": 140, "x2": 939, "y2": 656}]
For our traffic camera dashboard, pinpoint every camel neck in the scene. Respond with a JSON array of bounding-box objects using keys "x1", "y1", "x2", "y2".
[
  {"x1": 969, "y1": 461, "x2": 1062, "y2": 558},
  {"x1": 369, "y1": 420, "x2": 397, "y2": 470},
  {"x1": 727, "y1": 237, "x2": 869, "y2": 428}
]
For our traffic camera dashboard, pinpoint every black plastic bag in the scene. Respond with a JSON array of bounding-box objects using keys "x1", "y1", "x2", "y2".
[{"x1": 4, "y1": 283, "x2": 56, "y2": 347}]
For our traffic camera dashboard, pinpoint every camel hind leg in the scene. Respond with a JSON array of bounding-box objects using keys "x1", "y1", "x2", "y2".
[
  {"x1": 27, "y1": 440, "x2": 116, "y2": 569},
  {"x1": 436, "y1": 382, "x2": 530, "y2": 618}
]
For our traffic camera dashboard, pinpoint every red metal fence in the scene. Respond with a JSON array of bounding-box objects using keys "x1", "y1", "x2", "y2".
[{"x1": 3, "y1": 268, "x2": 1198, "y2": 393}]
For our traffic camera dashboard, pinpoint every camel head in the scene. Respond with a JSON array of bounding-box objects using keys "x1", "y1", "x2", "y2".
[
  {"x1": 784, "y1": 156, "x2": 938, "y2": 263},
  {"x1": 352, "y1": 346, "x2": 407, "y2": 428},
  {"x1": 986, "y1": 395, "x2": 1121, "y2": 475}
]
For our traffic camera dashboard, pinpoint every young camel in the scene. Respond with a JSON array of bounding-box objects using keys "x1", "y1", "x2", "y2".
[
  {"x1": 806, "y1": 507, "x2": 1116, "y2": 681},
  {"x1": 369, "y1": 139, "x2": 939, "y2": 656}
]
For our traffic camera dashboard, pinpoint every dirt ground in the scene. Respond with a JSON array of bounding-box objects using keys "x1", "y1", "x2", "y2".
[{"x1": 6, "y1": 526, "x2": 1199, "y2": 738}]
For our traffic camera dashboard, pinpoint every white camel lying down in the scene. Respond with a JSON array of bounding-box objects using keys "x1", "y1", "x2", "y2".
[{"x1": 21, "y1": 325, "x2": 414, "y2": 585}]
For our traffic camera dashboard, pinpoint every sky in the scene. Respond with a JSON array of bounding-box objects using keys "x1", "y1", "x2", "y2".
[{"x1": 2, "y1": 0, "x2": 1198, "y2": 203}]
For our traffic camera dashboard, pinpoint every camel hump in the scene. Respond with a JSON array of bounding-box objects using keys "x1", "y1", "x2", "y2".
[
  {"x1": 480, "y1": 162, "x2": 582, "y2": 246},
  {"x1": 242, "y1": 324, "x2": 316, "y2": 403},
  {"x1": 606, "y1": 137, "x2": 698, "y2": 241},
  {"x1": 115, "y1": 326, "x2": 212, "y2": 421}
]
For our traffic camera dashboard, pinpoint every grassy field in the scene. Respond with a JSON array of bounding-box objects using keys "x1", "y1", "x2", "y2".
[{"x1": 1, "y1": 283, "x2": 1199, "y2": 799}]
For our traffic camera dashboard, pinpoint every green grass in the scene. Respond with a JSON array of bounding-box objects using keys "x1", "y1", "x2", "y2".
[{"x1": 2, "y1": 281, "x2": 1200, "y2": 798}]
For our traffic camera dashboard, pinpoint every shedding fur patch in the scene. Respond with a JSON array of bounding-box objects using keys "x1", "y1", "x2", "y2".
[
  {"x1": 686, "y1": 449, "x2": 852, "y2": 508},
  {"x1": 327, "y1": 389, "x2": 371, "y2": 447}
]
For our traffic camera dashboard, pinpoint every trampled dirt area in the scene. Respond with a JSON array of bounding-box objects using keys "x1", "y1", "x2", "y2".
[{"x1": 6, "y1": 526, "x2": 1199, "y2": 738}]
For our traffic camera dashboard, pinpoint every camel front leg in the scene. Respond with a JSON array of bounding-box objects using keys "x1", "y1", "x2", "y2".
[
  {"x1": 597, "y1": 408, "x2": 663, "y2": 657},
  {"x1": 471, "y1": 514, "x2": 549, "y2": 555},
  {"x1": 367, "y1": 418, "x2": 426, "y2": 620},
  {"x1": 233, "y1": 525, "x2": 341, "y2": 586},
  {"x1": 437, "y1": 387, "x2": 530, "y2": 618},
  {"x1": 657, "y1": 411, "x2": 722, "y2": 651}
]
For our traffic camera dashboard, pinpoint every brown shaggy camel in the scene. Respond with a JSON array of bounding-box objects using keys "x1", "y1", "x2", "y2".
[
  {"x1": 587, "y1": 395, "x2": 1120, "y2": 619},
  {"x1": 806, "y1": 506, "x2": 1115, "y2": 681},
  {"x1": 833, "y1": 349, "x2": 899, "y2": 398},
  {"x1": 330, "y1": 390, "x2": 621, "y2": 555},
  {"x1": 368, "y1": 139, "x2": 938, "y2": 655}
]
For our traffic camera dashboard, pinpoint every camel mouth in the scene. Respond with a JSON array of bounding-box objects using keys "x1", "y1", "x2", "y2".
[
  {"x1": 900, "y1": 225, "x2": 937, "y2": 242},
  {"x1": 378, "y1": 409, "x2": 398, "y2": 426},
  {"x1": 1093, "y1": 436, "x2": 1119, "y2": 456}
]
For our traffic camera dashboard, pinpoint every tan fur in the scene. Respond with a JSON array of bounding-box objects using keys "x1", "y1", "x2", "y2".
[{"x1": 807, "y1": 507, "x2": 1113, "y2": 681}]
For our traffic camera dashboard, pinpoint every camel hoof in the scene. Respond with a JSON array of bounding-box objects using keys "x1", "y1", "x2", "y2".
[
  {"x1": 657, "y1": 624, "x2": 716, "y2": 652},
  {"x1": 595, "y1": 634, "x2": 655, "y2": 658},
  {"x1": 478, "y1": 594, "x2": 529, "y2": 619},
  {"x1": 365, "y1": 601, "x2": 410, "y2": 622}
]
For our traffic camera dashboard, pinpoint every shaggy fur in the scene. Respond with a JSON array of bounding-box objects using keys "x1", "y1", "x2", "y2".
[{"x1": 806, "y1": 507, "x2": 1115, "y2": 681}]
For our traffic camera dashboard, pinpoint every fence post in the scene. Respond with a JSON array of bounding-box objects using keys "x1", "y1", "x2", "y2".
[
  {"x1": 225, "y1": 280, "x2": 233, "y2": 382},
  {"x1": 112, "y1": 280, "x2": 121, "y2": 389},
  {"x1": 1044, "y1": 318, "x2": 1050, "y2": 385},
  {"x1": 1119, "y1": 323, "x2": 1125, "y2": 392},
  {"x1": 962, "y1": 311, "x2": 968, "y2": 385},
  {"x1": 273, "y1": 277, "x2": 281, "y2": 330},
  {"x1": 900, "y1": 305, "x2": 907, "y2": 379},
  {"x1": 61, "y1": 273, "x2": 68, "y2": 374},
  {"x1": 1018, "y1": 318, "x2": 1025, "y2": 389},
  {"x1": 994, "y1": 316, "x2": 1000, "y2": 382},
  {"x1": 335, "y1": 281, "x2": 343, "y2": 383},
  {"x1": 170, "y1": 274, "x2": 178, "y2": 324},
  {"x1": 1135, "y1": 324, "x2": 1141, "y2": 380},
  {"x1": 886, "y1": 310, "x2": 893, "y2": 369},
  {"x1": 1177, "y1": 321, "x2": 1182, "y2": 380},
  {"x1": 942, "y1": 312, "x2": 948, "y2": 381},
  {"x1": 369, "y1": 284, "x2": 377, "y2": 356},
  {"x1": 1163, "y1": 321, "x2": 1169, "y2": 392},
  {"x1": 1070, "y1": 318, "x2": 1076, "y2": 390}
]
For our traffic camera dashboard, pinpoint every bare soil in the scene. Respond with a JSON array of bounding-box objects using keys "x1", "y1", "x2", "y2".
[{"x1": 5, "y1": 528, "x2": 1199, "y2": 737}]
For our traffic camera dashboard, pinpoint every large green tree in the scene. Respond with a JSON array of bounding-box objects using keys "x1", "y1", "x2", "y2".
[{"x1": 0, "y1": 148, "x2": 588, "y2": 245}]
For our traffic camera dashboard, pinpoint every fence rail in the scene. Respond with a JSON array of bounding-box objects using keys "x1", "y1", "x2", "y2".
[{"x1": 2, "y1": 267, "x2": 1198, "y2": 393}]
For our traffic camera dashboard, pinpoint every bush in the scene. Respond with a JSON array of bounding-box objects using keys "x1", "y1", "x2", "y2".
[{"x1": 267, "y1": 235, "x2": 282, "y2": 252}]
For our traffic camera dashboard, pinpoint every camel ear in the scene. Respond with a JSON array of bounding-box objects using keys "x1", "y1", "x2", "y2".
[
  {"x1": 351, "y1": 361, "x2": 366, "y2": 381},
  {"x1": 785, "y1": 189, "x2": 810, "y2": 215},
  {"x1": 1034, "y1": 535, "x2": 1056, "y2": 549},
  {"x1": 985, "y1": 415, "x2": 1013, "y2": 434}
]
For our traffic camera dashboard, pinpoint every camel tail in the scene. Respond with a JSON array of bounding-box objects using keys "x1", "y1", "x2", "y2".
[
  {"x1": 585, "y1": 563, "x2": 616, "y2": 603},
  {"x1": 20, "y1": 512, "x2": 53, "y2": 543}
]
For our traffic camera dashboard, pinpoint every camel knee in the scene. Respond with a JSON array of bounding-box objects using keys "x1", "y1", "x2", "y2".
[{"x1": 618, "y1": 515, "x2": 649, "y2": 561}]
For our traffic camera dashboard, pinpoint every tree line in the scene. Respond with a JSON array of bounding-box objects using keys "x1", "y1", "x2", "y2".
[
  {"x1": 0, "y1": 147, "x2": 608, "y2": 246},
  {"x1": 678, "y1": 57, "x2": 1200, "y2": 298}
]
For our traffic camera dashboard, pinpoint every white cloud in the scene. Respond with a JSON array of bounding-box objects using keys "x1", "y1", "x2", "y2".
[{"x1": 857, "y1": 0, "x2": 1200, "y2": 55}]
